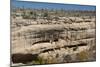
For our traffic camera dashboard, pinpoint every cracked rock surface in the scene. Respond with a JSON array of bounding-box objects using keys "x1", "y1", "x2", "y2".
[{"x1": 11, "y1": 8, "x2": 96, "y2": 66}]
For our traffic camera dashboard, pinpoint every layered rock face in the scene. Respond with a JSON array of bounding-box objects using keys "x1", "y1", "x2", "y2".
[{"x1": 11, "y1": 11, "x2": 96, "y2": 66}]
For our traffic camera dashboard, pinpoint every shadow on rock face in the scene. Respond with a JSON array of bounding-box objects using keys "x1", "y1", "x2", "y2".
[{"x1": 12, "y1": 53, "x2": 38, "y2": 64}]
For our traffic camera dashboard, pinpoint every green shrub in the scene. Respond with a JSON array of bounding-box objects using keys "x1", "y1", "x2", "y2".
[{"x1": 76, "y1": 50, "x2": 89, "y2": 61}]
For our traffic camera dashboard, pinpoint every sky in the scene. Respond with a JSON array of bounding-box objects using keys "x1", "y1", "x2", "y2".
[{"x1": 11, "y1": 0, "x2": 96, "y2": 11}]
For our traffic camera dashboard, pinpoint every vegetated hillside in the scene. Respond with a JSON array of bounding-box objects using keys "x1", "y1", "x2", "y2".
[{"x1": 11, "y1": 8, "x2": 96, "y2": 66}]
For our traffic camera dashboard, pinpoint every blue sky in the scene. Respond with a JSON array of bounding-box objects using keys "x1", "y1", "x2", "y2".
[{"x1": 11, "y1": 0, "x2": 96, "y2": 11}]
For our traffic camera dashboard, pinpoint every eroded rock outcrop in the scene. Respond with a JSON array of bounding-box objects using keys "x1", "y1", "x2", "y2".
[{"x1": 11, "y1": 16, "x2": 96, "y2": 65}]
